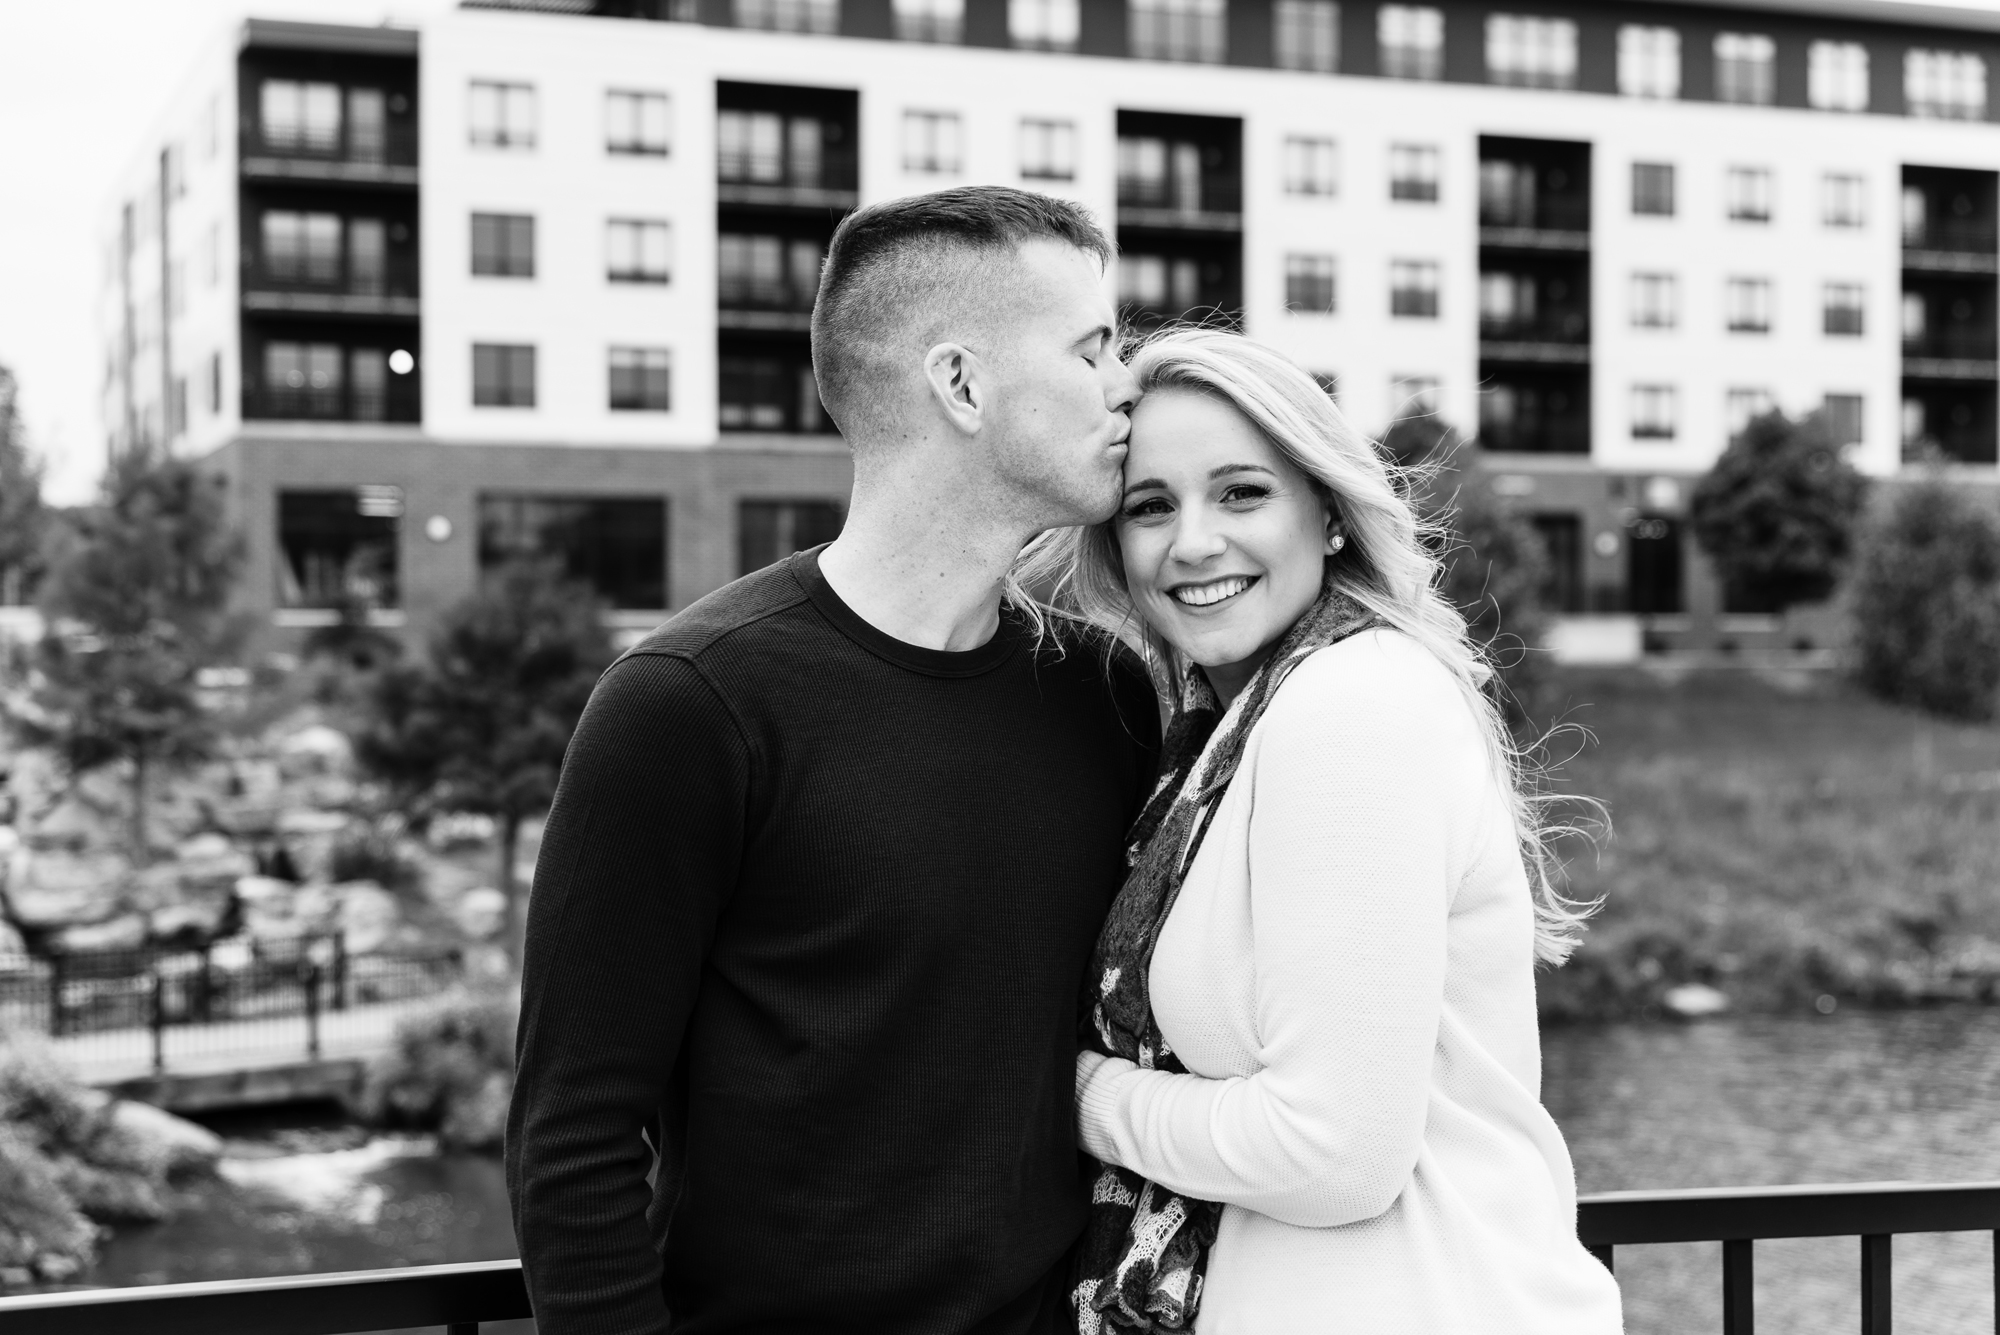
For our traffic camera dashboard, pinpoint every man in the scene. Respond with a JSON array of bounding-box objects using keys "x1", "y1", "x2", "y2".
[{"x1": 506, "y1": 186, "x2": 1157, "y2": 1335}]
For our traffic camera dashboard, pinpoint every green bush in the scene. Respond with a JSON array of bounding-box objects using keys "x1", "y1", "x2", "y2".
[
  {"x1": 361, "y1": 988, "x2": 517, "y2": 1152},
  {"x1": 1849, "y1": 480, "x2": 2000, "y2": 721},
  {"x1": 1689, "y1": 409, "x2": 1868, "y2": 613}
]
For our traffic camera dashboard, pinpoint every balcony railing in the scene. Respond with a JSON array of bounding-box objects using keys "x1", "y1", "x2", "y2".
[
  {"x1": 1479, "y1": 195, "x2": 1591, "y2": 237},
  {"x1": 242, "y1": 120, "x2": 419, "y2": 171},
  {"x1": 1116, "y1": 177, "x2": 1243, "y2": 230},
  {"x1": 243, "y1": 253, "x2": 420, "y2": 315},
  {"x1": 716, "y1": 145, "x2": 859, "y2": 206},
  {"x1": 3, "y1": 1182, "x2": 1998, "y2": 1334},
  {"x1": 1479, "y1": 417, "x2": 1591, "y2": 454},
  {"x1": 244, "y1": 380, "x2": 420, "y2": 424},
  {"x1": 1905, "y1": 330, "x2": 2000, "y2": 362},
  {"x1": 1903, "y1": 218, "x2": 1999, "y2": 255},
  {"x1": 1479, "y1": 310, "x2": 1589, "y2": 344}
]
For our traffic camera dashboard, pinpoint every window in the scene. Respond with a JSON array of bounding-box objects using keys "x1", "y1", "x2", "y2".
[
  {"x1": 473, "y1": 344, "x2": 536, "y2": 408},
  {"x1": 1010, "y1": 0, "x2": 1079, "y2": 50},
  {"x1": 903, "y1": 111, "x2": 963, "y2": 174},
  {"x1": 1391, "y1": 374, "x2": 1440, "y2": 416},
  {"x1": 1618, "y1": 25, "x2": 1680, "y2": 98},
  {"x1": 1390, "y1": 260, "x2": 1439, "y2": 317},
  {"x1": 262, "y1": 341, "x2": 342, "y2": 416},
  {"x1": 894, "y1": 0, "x2": 964, "y2": 43},
  {"x1": 1726, "y1": 277, "x2": 1772, "y2": 332},
  {"x1": 1275, "y1": 0, "x2": 1339, "y2": 72},
  {"x1": 733, "y1": 0, "x2": 840, "y2": 32},
  {"x1": 208, "y1": 352, "x2": 223, "y2": 415},
  {"x1": 1824, "y1": 393, "x2": 1864, "y2": 446},
  {"x1": 347, "y1": 89, "x2": 387, "y2": 163},
  {"x1": 479, "y1": 494, "x2": 668, "y2": 609},
  {"x1": 1727, "y1": 166, "x2": 1772, "y2": 221},
  {"x1": 1480, "y1": 271, "x2": 1535, "y2": 332},
  {"x1": 718, "y1": 110, "x2": 840, "y2": 188},
  {"x1": 1726, "y1": 387, "x2": 1775, "y2": 436},
  {"x1": 606, "y1": 90, "x2": 672, "y2": 155},
  {"x1": 471, "y1": 213, "x2": 535, "y2": 278},
  {"x1": 609, "y1": 347, "x2": 673, "y2": 411},
  {"x1": 1630, "y1": 384, "x2": 1677, "y2": 440},
  {"x1": 1486, "y1": 14, "x2": 1578, "y2": 90},
  {"x1": 1824, "y1": 282, "x2": 1865, "y2": 335},
  {"x1": 740, "y1": 499, "x2": 844, "y2": 575},
  {"x1": 1119, "y1": 136, "x2": 1204, "y2": 209},
  {"x1": 719, "y1": 233, "x2": 823, "y2": 310},
  {"x1": 262, "y1": 211, "x2": 341, "y2": 284},
  {"x1": 1118, "y1": 253, "x2": 1200, "y2": 312},
  {"x1": 1130, "y1": 0, "x2": 1226, "y2": 63},
  {"x1": 607, "y1": 219, "x2": 672, "y2": 283},
  {"x1": 1903, "y1": 291, "x2": 1927, "y2": 343},
  {"x1": 1810, "y1": 41, "x2": 1869, "y2": 112},
  {"x1": 1532, "y1": 514, "x2": 1583, "y2": 612},
  {"x1": 1283, "y1": 136, "x2": 1339, "y2": 196},
  {"x1": 1823, "y1": 172, "x2": 1867, "y2": 227},
  {"x1": 1907, "y1": 50, "x2": 1987, "y2": 120},
  {"x1": 1632, "y1": 162, "x2": 1675, "y2": 216},
  {"x1": 1630, "y1": 272, "x2": 1678, "y2": 328},
  {"x1": 1020, "y1": 119, "x2": 1077, "y2": 180},
  {"x1": 1379, "y1": 5, "x2": 1443, "y2": 80},
  {"x1": 1715, "y1": 32, "x2": 1775, "y2": 105},
  {"x1": 1390, "y1": 143, "x2": 1439, "y2": 201},
  {"x1": 722, "y1": 357, "x2": 827, "y2": 432},
  {"x1": 1286, "y1": 254, "x2": 1337, "y2": 312},
  {"x1": 469, "y1": 81, "x2": 536, "y2": 149},
  {"x1": 260, "y1": 80, "x2": 341, "y2": 153},
  {"x1": 278, "y1": 489, "x2": 401, "y2": 610}
]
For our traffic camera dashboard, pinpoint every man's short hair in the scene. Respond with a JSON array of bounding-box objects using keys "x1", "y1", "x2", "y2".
[{"x1": 810, "y1": 186, "x2": 1112, "y2": 436}]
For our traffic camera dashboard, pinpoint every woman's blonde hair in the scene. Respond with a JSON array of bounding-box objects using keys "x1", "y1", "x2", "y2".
[{"x1": 1014, "y1": 327, "x2": 1595, "y2": 966}]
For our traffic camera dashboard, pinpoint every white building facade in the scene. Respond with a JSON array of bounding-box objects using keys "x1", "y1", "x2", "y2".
[{"x1": 102, "y1": 0, "x2": 2000, "y2": 652}]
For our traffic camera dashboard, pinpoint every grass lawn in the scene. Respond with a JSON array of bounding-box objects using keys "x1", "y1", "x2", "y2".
[{"x1": 1530, "y1": 667, "x2": 2000, "y2": 1020}]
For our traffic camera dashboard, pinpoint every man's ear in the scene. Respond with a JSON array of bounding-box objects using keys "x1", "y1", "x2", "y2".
[{"x1": 922, "y1": 342, "x2": 986, "y2": 437}]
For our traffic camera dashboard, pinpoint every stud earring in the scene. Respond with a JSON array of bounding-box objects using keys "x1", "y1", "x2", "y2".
[{"x1": 1329, "y1": 533, "x2": 1346, "y2": 554}]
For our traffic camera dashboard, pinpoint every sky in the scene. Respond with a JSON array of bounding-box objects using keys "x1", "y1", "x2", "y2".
[{"x1": 7, "y1": 0, "x2": 2000, "y2": 504}]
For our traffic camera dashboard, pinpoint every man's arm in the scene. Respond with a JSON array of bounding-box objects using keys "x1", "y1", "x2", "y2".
[{"x1": 507, "y1": 653, "x2": 751, "y2": 1335}]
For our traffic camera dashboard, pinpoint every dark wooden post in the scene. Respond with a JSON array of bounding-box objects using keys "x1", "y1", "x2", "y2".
[
  {"x1": 332, "y1": 933, "x2": 348, "y2": 1012},
  {"x1": 149, "y1": 971, "x2": 166, "y2": 1075},
  {"x1": 304, "y1": 960, "x2": 321, "y2": 1061},
  {"x1": 1862, "y1": 1233, "x2": 1892, "y2": 1335},
  {"x1": 1722, "y1": 1238, "x2": 1754, "y2": 1335}
]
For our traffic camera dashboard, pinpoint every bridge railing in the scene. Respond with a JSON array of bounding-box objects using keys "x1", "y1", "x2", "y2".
[{"x1": 0, "y1": 1181, "x2": 1995, "y2": 1334}]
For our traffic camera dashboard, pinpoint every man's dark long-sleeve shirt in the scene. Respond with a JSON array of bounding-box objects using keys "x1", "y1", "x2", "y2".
[{"x1": 506, "y1": 548, "x2": 1159, "y2": 1335}]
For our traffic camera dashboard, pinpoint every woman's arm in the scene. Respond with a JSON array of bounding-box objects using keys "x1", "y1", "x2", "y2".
[{"x1": 1076, "y1": 633, "x2": 1481, "y2": 1229}]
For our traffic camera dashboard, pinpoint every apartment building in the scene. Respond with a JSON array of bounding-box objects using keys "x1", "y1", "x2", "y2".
[{"x1": 103, "y1": 0, "x2": 2000, "y2": 655}]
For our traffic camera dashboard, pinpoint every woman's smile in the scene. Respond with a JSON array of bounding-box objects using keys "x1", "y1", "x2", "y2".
[{"x1": 1170, "y1": 574, "x2": 1261, "y2": 608}]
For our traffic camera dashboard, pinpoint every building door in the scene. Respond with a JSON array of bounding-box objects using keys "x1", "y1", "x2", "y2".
[{"x1": 1626, "y1": 514, "x2": 1683, "y2": 614}]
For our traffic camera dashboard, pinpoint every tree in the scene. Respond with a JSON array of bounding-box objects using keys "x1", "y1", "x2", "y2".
[
  {"x1": 12, "y1": 449, "x2": 244, "y2": 862},
  {"x1": 1849, "y1": 480, "x2": 2000, "y2": 721},
  {"x1": 1688, "y1": 409, "x2": 1869, "y2": 614},
  {"x1": 355, "y1": 561, "x2": 614, "y2": 966},
  {"x1": 0, "y1": 366, "x2": 48, "y2": 607}
]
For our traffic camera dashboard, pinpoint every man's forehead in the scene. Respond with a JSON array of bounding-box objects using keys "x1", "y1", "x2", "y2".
[{"x1": 1008, "y1": 238, "x2": 1113, "y2": 325}]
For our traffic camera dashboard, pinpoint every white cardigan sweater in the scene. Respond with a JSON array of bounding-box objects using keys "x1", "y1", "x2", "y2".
[{"x1": 1075, "y1": 630, "x2": 1623, "y2": 1334}]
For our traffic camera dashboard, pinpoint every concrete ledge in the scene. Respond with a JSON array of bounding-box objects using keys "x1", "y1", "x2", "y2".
[{"x1": 107, "y1": 1058, "x2": 368, "y2": 1114}]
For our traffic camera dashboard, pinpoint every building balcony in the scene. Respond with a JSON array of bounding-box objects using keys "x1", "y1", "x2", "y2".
[
  {"x1": 1479, "y1": 418, "x2": 1591, "y2": 454},
  {"x1": 243, "y1": 255, "x2": 420, "y2": 318},
  {"x1": 1116, "y1": 181, "x2": 1243, "y2": 233},
  {"x1": 1480, "y1": 312, "x2": 1589, "y2": 362},
  {"x1": 241, "y1": 122, "x2": 419, "y2": 186},
  {"x1": 716, "y1": 148, "x2": 859, "y2": 211},
  {"x1": 1903, "y1": 219, "x2": 1998, "y2": 260}
]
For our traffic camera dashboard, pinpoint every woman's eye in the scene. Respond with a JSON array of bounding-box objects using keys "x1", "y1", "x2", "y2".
[
  {"x1": 1221, "y1": 484, "x2": 1270, "y2": 505},
  {"x1": 1122, "y1": 497, "x2": 1171, "y2": 520}
]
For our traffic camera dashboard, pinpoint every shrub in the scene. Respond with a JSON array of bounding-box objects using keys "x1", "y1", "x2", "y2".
[
  {"x1": 1688, "y1": 409, "x2": 1868, "y2": 613},
  {"x1": 1849, "y1": 480, "x2": 2000, "y2": 721},
  {"x1": 328, "y1": 824, "x2": 424, "y2": 895},
  {"x1": 361, "y1": 987, "x2": 517, "y2": 1152}
]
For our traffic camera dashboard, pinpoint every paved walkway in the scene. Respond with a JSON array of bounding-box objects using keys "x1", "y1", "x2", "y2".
[{"x1": 52, "y1": 1000, "x2": 431, "y2": 1087}]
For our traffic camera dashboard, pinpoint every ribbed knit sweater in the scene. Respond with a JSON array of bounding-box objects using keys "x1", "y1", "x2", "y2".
[
  {"x1": 506, "y1": 547, "x2": 1160, "y2": 1335},
  {"x1": 1075, "y1": 630, "x2": 1624, "y2": 1333}
]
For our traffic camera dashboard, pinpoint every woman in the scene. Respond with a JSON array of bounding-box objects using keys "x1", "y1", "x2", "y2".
[{"x1": 1022, "y1": 329, "x2": 1623, "y2": 1333}]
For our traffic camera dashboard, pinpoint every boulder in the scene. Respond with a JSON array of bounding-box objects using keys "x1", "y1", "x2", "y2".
[
  {"x1": 454, "y1": 887, "x2": 507, "y2": 941},
  {"x1": 336, "y1": 881, "x2": 400, "y2": 955},
  {"x1": 278, "y1": 724, "x2": 354, "y2": 779},
  {"x1": 48, "y1": 914, "x2": 147, "y2": 955},
  {"x1": 107, "y1": 1100, "x2": 221, "y2": 1180},
  {"x1": 4, "y1": 850, "x2": 133, "y2": 930}
]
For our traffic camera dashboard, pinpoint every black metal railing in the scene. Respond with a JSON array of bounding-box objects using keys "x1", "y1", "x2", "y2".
[
  {"x1": 1480, "y1": 195, "x2": 1591, "y2": 233},
  {"x1": 243, "y1": 379, "x2": 421, "y2": 424},
  {"x1": 1579, "y1": 1180, "x2": 2000, "y2": 1334},
  {"x1": 716, "y1": 145, "x2": 858, "y2": 196},
  {"x1": 0, "y1": 936, "x2": 460, "y2": 1074},
  {"x1": 1905, "y1": 330, "x2": 2000, "y2": 361},
  {"x1": 243, "y1": 121, "x2": 419, "y2": 169},
  {"x1": 1904, "y1": 219, "x2": 1999, "y2": 254},
  {"x1": 1479, "y1": 310, "x2": 1590, "y2": 343},
  {"x1": 1479, "y1": 418, "x2": 1592, "y2": 454},
  {"x1": 245, "y1": 252, "x2": 420, "y2": 300},
  {"x1": 1116, "y1": 179, "x2": 1243, "y2": 217},
  {"x1": 1, "y1": 1182, "x2": 1997, "y2": 1333}
]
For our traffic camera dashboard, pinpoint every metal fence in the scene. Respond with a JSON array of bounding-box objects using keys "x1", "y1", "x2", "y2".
[{"x1": 0, "y1": 937, "x2": 461, "y2": 1076}]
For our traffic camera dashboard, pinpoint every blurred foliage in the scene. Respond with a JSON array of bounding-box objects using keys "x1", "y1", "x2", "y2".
[
  {"x1": 1688, "y1": 409, "x2": 1869, "y2": 614},
  {"x1": 1849, "y1": 479, "x2": 2000, "y2": 722},
  {"x1": 362, "y1": 988, "x2": 517, "y2": 1152},
  {"x1": 354, "y1": 560, "x2": 614, "y2": 961},
  {"x1": 0, "y1": 365, "x2": 48, "y2": 608},
  {"x1": 9, "y1": 449, "x2": 245, "y2": 861}
]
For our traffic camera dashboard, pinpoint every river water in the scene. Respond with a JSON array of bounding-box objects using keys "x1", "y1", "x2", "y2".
[{"x1": 84, "y1": 1008, "x2": 2000, "y2": 1333}]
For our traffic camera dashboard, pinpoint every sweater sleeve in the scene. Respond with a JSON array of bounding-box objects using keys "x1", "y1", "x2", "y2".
[
  {"x1": 506, "y1": 652, "x2": 751, "y2": 1335},
  {"x1": 1075, "y1": 634, "x2": 1478, "y2": 1229}
]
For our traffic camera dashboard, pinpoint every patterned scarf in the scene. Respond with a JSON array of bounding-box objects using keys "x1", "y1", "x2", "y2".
[{"x1": 1072, "y1": 583, "x2": 1380, "y2": 1334}]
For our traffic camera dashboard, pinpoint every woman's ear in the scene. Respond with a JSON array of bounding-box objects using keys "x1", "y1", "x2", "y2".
[{"x1": 1323, "y1": 507, "x2": 1347, "y2": 555}]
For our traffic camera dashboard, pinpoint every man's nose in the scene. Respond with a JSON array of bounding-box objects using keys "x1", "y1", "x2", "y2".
[{"x1": 1106, "y1": 355, "x2": 1141, "y2": 414}]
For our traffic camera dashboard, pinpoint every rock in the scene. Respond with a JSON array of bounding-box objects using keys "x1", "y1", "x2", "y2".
[
  {"x1": 4, "y1": 849, "x2": 133, "y2": 930},
  {"x1": 48, "y1": 914, "x2": 147, "y2": 955},
  {"x1": 48, "y1": 1157, "x2": 167, "y2": 1223},
  {"x1": 1663, "y1": 982, "x2": 1731, "y2": 1019},
  {"x1": 455, "y1": 887, "x2": 507, "y2": 941},
  {"x1": 107, "y1": 1100, "x2": 221, "y2": 1180},
  {"x1": 278, "y1": 724, "x2": 354, "y2": 778}
]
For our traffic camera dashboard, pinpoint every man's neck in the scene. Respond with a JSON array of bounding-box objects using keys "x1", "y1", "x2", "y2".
[{"x1": 817, "y1": 482, "x2": 1029, "y2": 653}]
